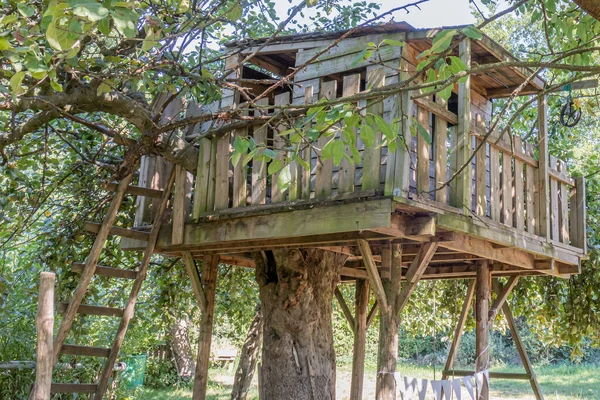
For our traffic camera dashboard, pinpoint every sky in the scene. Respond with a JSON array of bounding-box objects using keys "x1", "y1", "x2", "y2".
[{"x1": 272, "y1": 0, "x2": 478, "y2": 30}]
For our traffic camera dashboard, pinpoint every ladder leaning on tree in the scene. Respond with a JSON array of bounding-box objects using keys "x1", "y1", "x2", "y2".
[{"x1": 30, "y1": 169, "x2": 176, "y2": 399}]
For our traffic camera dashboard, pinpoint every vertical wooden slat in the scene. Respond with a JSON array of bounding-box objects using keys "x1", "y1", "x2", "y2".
[
  {"x1": 363, "y1": 68, "x2": 385, "y2": 191},
  {"x1": 272, "y1": 92, "x2": 290, "y2": 203},
  {"x1": 536, "y1": 96, "x2": 550, "y2": 239},
  {"x1": 571, "y1": 177, "x2": 587, "y2": 252},
  {"x1": 489, "y1": 145, "x2": 501, "y2": 222},
  {"x1": 501, "y1": 148, "x2": 513, "y2": 227},
  {"x1": 214, "y1": 131, "x2": 230, "y2": 210},
  {"x1": 434, "y1": 96, "x2": 448, "y2": 204},
  {"x1": 558, "y1": 160, "x2": 570, "y2": 243},
  {"x1": 31, "y1": 272, "x2": 55, "y2": 400},
  {"x1": 206, "y1": 138, "x2": 218, "y2": 211},
  {"x1": 449, "y1": 126, "x2": 459, "y2": 207},
  {"x1": 392, "y1": 46, "x2": 413, "y2": 197},
  {"x1": 549, "y1": 156, "x2": 560, "y2": 241},
  {"x1": 252, "y1": 98, "x2": 269, "y2": 205},
  {"x1": 416, "y1": 105, "x2": 430, "y2": 195},
  {"x1": 525, "y1": 143, "x2": 536, "y2": 233},
  {"x1": 301, "y1": 87, "x2": 314, "y2": 199},
  {"x1": 456, "y1": 39, "x2": 472, "y2": 214},
  {"x1": 315, "y1": 80, "x2": 337, "y2": 197},
  {"x1": 232, "y1": 125, "x2": 248, "y2": 208},
  {"x1": 172, "y1": 164, "x2": 186, "y2": 245},
  {"x1": 514, "y1": 136, "x2": 525, "y2": 231},
  {"x1": 338, "y1": 74, "x2": 361, "y2": 194},
  {"x1": 475, "y1": 115, "x2": 487, "y2": 216}
]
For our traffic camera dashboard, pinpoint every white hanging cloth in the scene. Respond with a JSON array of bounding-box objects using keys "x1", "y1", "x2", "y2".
[
  {"x1": 415, "y1": 378, "x2": 428, "y2": 400},
  {"x1": 402, "y1": 376, "x2": 417, "y2": 399},
  {"x1": 462, "y1": 375, "x2": 475, "y2": 400},
  {"x1": 475, "y1": 372, "x2": 485, "y2": 398},
  {"x1": 430, "y1": 380, "x2": 444, "y2": 400},
  {"x1": 451, "y1": 378, "x2": 462, "y2": 400},
  {"x1": 441, "y1": 380, "x2": 452, "y2": 400}
]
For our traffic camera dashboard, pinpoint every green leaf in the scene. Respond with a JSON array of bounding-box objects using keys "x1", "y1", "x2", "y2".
[
  {"x1": 227, "y1": 3, "x2": 242, "y2": 21},
  {"x1": 360, "y1": 124, "x2": 375, "y2": 148},
  {"x1": 373, "y1": 114, "x2": 394, "y2": 139},
  {"x1": 332, "y1": 139, "x2": 344, "y2": 166},
  {"x1": 233, "y1": 136, "x2": 249, "y2": 154},
  {"x1": 97, "y1": 80, "x2": 112, "y2": 95},
  {"x1": 111, "y1": 7, "x2": 139, "y2": 38},
  {"x1": 322, "y1": 138, "x2": 336, "y2": 160},
  {"x1": 24, "y1": 54, "x2": 48, "y2": 73},
  {"x1": 68, "y1": 0, "x2": 109, "y2": 22},
  {"x1": 429, "y1": 29, "x2": 457, "y2": 55},
  {"x1": 268, "y1": 158, "x2": 283, "y2": 175},
  {"x1": 97, "y1": 17, "x2": 110, "y2": 35},
  {"x1": 277, "y1": 165, "x2": 292, "y2": 191},
  {"x1": 461, "y1": 26, "x2": 482, "y2": 40},
  {"x1": 9, "y1": 71, "x2": 25, "y2": 96},
  {"x1": 381, "y1": 39, "x2": 404, "y2": 47},
  {"x1": 417, "y1": 123, "x2": 432, "y2": 144},
  {"x1": 448, "y1": 56, "x2": 467, "y2": 74},
  {"x1": 17, "y1": 3, "x2": 36, "y2": 17},
  {"x1": 0, "y1": 37, "x2": 11, "y2": 51},
  {"x1": 50, "y1": 80, "x2": 63, "y2": 92},
  {"x1": 351, "y1": 48, "x2": 372, "y2": 67}
]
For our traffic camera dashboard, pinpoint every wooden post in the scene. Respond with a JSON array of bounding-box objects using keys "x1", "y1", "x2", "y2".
[
  {"x1": 350, "y1": 279, "x2": 369, "y2": 400},
  {"x1": 30, "y1": 272, "x2": 55, "y2": 400},
  {"x1": 476, "y1": 260, "x2": 490, "y2": 400},
  {"x1": 192, "y1": 255, "x2": 219, "y2": 400},
  {"x1": 456, "y1": 38, "x2": 472, "y2": 214},
  {"x1": 536, "y1": 95, "x2": 550, "y2": 239},
  {"x1": 571, "y1": 177, "x2": 587, "y2": 252}
]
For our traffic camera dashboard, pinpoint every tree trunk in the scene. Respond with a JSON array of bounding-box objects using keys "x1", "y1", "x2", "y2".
[
  {"x1": 170, "y1": 317, "x2": 195, "y2": 380},
  {"x1": 573, "y1": 0, "x2": 600, "y2": 21},
  {"x1": 231, "y1": 308, "x2": 263, "y2": 400},
  {"x1": 253, "y1": 249, "x2": 347, "y2": 400}
]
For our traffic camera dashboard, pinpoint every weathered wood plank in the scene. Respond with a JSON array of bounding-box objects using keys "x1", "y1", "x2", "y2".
[
  {"x1": 193, "y1": 137, "x2": 214, "y2": 217},
  {"x1": 571, "y1": 177, "x2": 587, "y2": 252},
  {"x1": 251, "y1": 98, "x2": 270, "y2": 205},
  {"x1": 549, "y1": 156, "x2": 559, "y2": 241},
  {"x1": 102, "y1": 182, "x2": 163, "y2": 198},
  {"x1": 558, "y1": 160, "x2": 569, "y2": 244},
  {"x1": 52, "y1": 384, "x2": 97, "y2": 393},
  {"x1": 57, "y1": 303, "x2": 124, "y2": 317},
  {"x1": 172, "y1": 164, "x2": 186, "y2": 245},
  {"x1": 363, "y1": 68, "x2": 386, "y2": 191},
  {"x1": 232, "y1": 125, "x2": 248, "y2": 208},
  {"x1": 489, "y1": 143, "x2": 501, "y2": 222},
  {"x1": 84, "y1": 222, "x2": 150, "y2": 242},
  {"x1": 214, "y1": 129, "x2": 231, "y2": 210},
  {"x1": 456, "y1": 39, "x2": 472, "y2": 214},
  {"x1": 475, "y1": 115, "x2": 487, "y2": 217},
  {"x1": 71, "y1": 263, "x2": 137, "y2": 280},
  {"x1": 501, "y1": 149, "x2": 513, "y2": 227},
  {"x1": 525, "y1": 143, "x2": 536, "y2": 233},
  {"x1": 315, "y1": 81, "x2": 337, "y2": 197},
  {"x1": 31, "y1": 272, "x2": 54, "y2": 400},
  {"x1": 416, "y1": 104, "x2": 430, "y2": 195},
  {"x1": 271, "y1": 93, "x2": 290, "y2": 203},
  {"x1": 536, "y1": 96, "x2": 550, "y2": 238},
  {"x1": 434, "y1": 96, "x2": 448, "y2": 204},
  {"x1": 514, "y1": 137, "x2": 525, "y2": 231},
  {"x1": 300, "y1": 87, "x2": 314, "y2": 199},
  {"x1": 61, "y1": 345, "x2": 110, "y2": 358},
  {"x1": 338, "y1": 73, "x2": 361, "y2": 194}
]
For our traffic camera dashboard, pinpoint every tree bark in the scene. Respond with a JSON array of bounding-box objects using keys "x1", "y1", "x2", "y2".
[
  {"x1": 231, "y1": 308, "x2": 263, "y2": 400},
  {"x1": 253, "y1": 249, "x2": 347, "y2": 400},
  {"x1": 170, "y1": 318, "x2": 195, "y2": 380},
  {"x1": 573, "y1": 0, "x2": 600, "y2": 21}
]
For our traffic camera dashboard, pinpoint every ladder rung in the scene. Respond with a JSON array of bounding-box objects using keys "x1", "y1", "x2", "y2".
[
  {"x1": 71, "y1": 263, "x2": 138, "y2": 279},
  {"x1": 102, "y1": 181, "x2": 164, "y2": 198},
  {"x1": 51, "y1": 383, "x2": 98, "y2": 393},
  {"x1": 61, "y1": 344, "x2": 111, "y2": 357},
  {"x1": 84, "y1": 221, "x2": 150, "y2": 241},
  {"x1": 58, "y1": 302, "x2": 124, "y2": 317}
]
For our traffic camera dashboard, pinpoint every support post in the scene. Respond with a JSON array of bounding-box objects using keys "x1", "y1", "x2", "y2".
[
  {"x1": 192, "y1": 255, "x2": 219, "y2": 400},
  {"x1": 442, "y1": 280, "x2": 476, "y2": 380},
  {"x1": 456, "y1": 38, "x2": 472, "y2": 214},
  {"x1": 30, "y1": 272, "x2": 55, "y2": 400},
  {"x1": 476, "y1": 260, "x2": 491, "y2": 400},
  {"x1": 350, "y1": 279, "x2": 370, "y2": 400},
  {"x1": 376, "y1": 243, "x2": 402, "y2": 400}
]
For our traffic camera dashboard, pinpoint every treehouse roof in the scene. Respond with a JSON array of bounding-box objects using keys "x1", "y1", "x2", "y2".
[{"x1": 226, "y1": 22, "x2": 545, "y2": 99}]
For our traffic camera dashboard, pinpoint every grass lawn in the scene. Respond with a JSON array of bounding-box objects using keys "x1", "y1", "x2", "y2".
[{"x1": 135, "y1": 363, "x2": 600, "y2": 399}]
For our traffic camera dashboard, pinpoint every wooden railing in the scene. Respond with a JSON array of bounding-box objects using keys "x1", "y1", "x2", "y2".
[{"x1": 142, "y1": 73, "x2": 586, "y2": 252}]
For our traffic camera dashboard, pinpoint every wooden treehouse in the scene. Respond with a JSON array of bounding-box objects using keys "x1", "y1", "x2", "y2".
[{"x1": 37, "y1": 23, "x2": 587, "y2": 400}]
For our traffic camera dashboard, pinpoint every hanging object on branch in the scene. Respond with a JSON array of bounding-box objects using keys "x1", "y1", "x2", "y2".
[{"x1": 560, "y1": 94, "x2": 582, "y2": 127}]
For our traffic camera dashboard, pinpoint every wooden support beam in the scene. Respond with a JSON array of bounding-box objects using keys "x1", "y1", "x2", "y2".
[
  {"x1": 357, "y1": 240, "x2": 388, "y2": 312},
  {"x1": 334, "y1": 287, "x2": 356, "y2": 335},
  {"x1": 443, "y1": 370, "x2": 531, "y2": 380},
  {"x1": 488, "y1": 276, "x2": 519, "y2": 323},
  {"x1": 494, "y1": 282, "x2": 545, "y2": 400},
  {"x1": 442, "y1": 280, "x2": 475, "y2": 380},
  {"x1": 57, "y1": 303, "x2": 124, "y2": 317},
  {"x1": 52, "y1": 384, "x2": 97, "y2": 393},
  {"x1": 350, "y1": 279, "x2": 369, "y2": 400},
  {"x1": 394, "y1": 242, "x2": 439, "y2": 316},
  {"x1": 61, "y1": 345, "x2": 110, "y2": 358},
  {"x1": 172, "y1": 164, "x2": 187, "y2": 245},
  {"x1": 101, "y1": 181, "x2": 164, "y2": 198},
  {"x1": 193, "y1": 254, "x2": 219, "y2": 400},
  {"x1": 366, "y1": 300, "x2": 378, "y2": 329},
  {"x1": 476, "y1": 260, "x2": 491, "y2": 400},
  {"x1": 30, "y1": 272, "x2": 55, "y2": 400},
  {"x1": 182, "y1": 252, "x2": 208, "y2": 313},
  {"x1": 53, "y1": 174, "x2": 133, "y2": 364}
]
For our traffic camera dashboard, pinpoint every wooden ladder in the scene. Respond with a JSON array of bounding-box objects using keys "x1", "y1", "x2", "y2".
[{"x1": 44, "y1": 169, "x2": 176, "y2": 399}]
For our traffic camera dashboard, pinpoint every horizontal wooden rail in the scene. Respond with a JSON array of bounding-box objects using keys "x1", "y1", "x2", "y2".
[
  {"x1": 57, "y1": 303, "x2": 124, "y2": 318},
  {"x1": 101, "y1": 181, "x2": 164, "y2": 198},
  {"x1": 84, "y1": 222, "x2": 150, "y2": 242},
  {"x1": 443, "y1": 370, "x2": 530, "y2": 380},
  {"x1": 548, "y1": 167, "x2": 575, "y2": 186},
  {"x1": 71, "y1": 263, "x2": 137, "y2": 280},
  {"x1": 61, "y1": 344, "x2": 110, "y2": 358},
  {"x1": 51, "y1": 383, "x2": 98, "y2": 393}
]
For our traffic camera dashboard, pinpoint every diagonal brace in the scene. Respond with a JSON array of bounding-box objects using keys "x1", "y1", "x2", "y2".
[
  {"x1": 488, "y1": 276, "x2": 519, "y2": 324},
  {"x1": 395, "y1": 242, "x2": 439, "y2": 316},
  {"x1": 182, "y1": 251, "x2": 208, "y2": 314},
  {"x1": 357, "y1": 239, "x2": 388, "y2": 312},
  {"x1": 334, "y1": 286, "x2": 356, "y2": 335}
]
